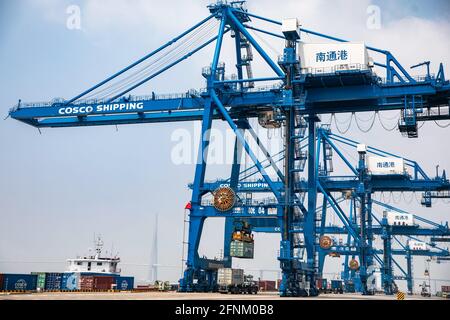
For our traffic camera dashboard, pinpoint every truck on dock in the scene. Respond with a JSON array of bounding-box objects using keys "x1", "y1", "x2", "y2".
[{"x1": 217, "y1": 269, "x2": 258, "y2": 294}]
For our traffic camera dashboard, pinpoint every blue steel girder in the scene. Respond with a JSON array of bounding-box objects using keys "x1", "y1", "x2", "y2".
[
  {"x1": 312, "y1": 247, "x2": 449, "y2": 258},
  {"x1": 10, "y1": 81, "x2": 450, "y2": 128},
  {"x1": 195, "y1": 177, "x2": 450, "y2": 193},
  {"x1": 195, "y1": 205, "x2": 279, "y2": 218},
  {"x1": 327, "y1": 132, "x2": 431, "y2": 180}
]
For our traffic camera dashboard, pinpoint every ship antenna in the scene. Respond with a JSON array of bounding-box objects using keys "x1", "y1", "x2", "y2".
[{"x1": 94, "y1": 234, "x2": 104, "y2": 259}]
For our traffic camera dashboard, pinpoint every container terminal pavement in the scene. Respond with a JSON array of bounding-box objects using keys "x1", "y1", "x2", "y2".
[{"x1": 6, "y1": 0, "x2": 450, "y2": 298}]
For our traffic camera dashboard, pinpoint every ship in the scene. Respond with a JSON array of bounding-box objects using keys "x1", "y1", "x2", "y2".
[
  {"x1": 66, "y1": 235, "x2": 121, "y2": 275},
  {"x1": 1, "y1": 236, "x2": 134, "y2": 291}
]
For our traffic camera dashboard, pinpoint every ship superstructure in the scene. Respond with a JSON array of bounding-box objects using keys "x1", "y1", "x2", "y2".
[{"x1": 66, "y1": 236, "x2": 121, "y2": 275}]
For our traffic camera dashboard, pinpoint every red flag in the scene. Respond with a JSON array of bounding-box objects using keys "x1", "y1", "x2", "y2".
[{"x1": 185, "y1": 202, "x2": 192, "y2": 210}]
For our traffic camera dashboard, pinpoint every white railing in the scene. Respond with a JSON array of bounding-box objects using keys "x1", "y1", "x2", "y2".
[{"x1": 301, "y1": 63, "x2": 369, "y2": 76}]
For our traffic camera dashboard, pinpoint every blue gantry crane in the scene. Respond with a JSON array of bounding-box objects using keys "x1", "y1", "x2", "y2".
[
  {"x1": 8, "y1": 1, "x2": 450, "y2": 297},
  {"x1": 205, "y1": 128, "x2": 450, "y2": 295}
]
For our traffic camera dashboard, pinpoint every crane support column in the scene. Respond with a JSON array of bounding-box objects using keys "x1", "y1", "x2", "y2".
[
  {"x1": 305, "y1": 115, "x2": 320, "y2": 296},
  {"x1": 382, "y1": 226, "x2": 394, "y2": 295},
  {"x1": 406, "y1": 252, "x2": 414, "y2": 295}
]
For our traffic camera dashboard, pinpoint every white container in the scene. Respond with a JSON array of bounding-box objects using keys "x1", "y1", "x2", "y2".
[
  {"x1": 374, "y1": 271, "x2": 382, "y2": 292},
  {"x1": 408, "y1": 240, "x2": 429, "y2": 251},
  {"x1": 299, "y1": 42, "x2": 370, "y2": 73},
  {"x1": 367, "y1": 156, "x2": 406, "y2": 175},
  {"x1": 368, "y1": 270, "x2": 382, "y2": 292},
  {"x1": 217, "y1": 268, "x2": 244, "y2": 286},
  {"x1": 385, "y1": 211, "x2": 415, "y2": 227}
]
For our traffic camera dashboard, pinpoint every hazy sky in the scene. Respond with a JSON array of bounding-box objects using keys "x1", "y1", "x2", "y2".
[{"x1": 0, "y1": 0, "x2": 449, "y2": 293}]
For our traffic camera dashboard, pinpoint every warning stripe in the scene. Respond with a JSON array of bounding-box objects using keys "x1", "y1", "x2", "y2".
[{"x1": 397, "y1": 292, "x2": 405, "y2": 300}]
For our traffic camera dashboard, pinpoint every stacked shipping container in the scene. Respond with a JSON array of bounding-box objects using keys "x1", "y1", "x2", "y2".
[
  {"x1": 258, "y1": 280, "x2": 276, "y2": 292},
  {"x1": 78, "y1": 275, "x2": 117, "y2": 290},
  {"x1": 93, "y1": 275, "x2": 115, "y2": 290},
  {"x1": 115, "y1": 276, "x2": 134, "y2": 290},
  {"x1": 44, "y1": 273, "x2": 63, "y2": 290},
  {"x1": 61, "y1": 273, "x2": 79, "y2": 290},
  {"x1": 79, "y1": 275, "x2": 94, "y2": 290},
  {"x1": 0, "y1": 272, "x2": 135, "y2": 291},
  {"x1": 217, "y1": 268, "x2": 244, "y2": 286},
  {"x1": 31, "y1": 272, "x2": 46, "y2": 290},
  {"x1": 2, "y1": 274, "x2": 38, "y2": 291}
]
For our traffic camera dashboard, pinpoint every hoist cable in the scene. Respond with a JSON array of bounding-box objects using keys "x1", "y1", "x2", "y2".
[
  {"x1": 332, "y1": 113, "x2": 353, "y2": 134},
  {"x1": 249, "y1": 28, "x2": 280, "y2": 57},
  {"x1": 84, "y1": 19, "x2": 217, "y2": 101},
  {"x1": 377, "y1": 111, "x2": 398, "y2": 132},
  {"x1": 96, "y1": 21, "x2": 219, "y2": 100},
  {"x1": 392, "y1": 192, "x2": 402, "y2": 204},
  {"x1": 434, "y1": 120, "x2": 450, "y2": 128},
  {"x1": 66, "y1": 14, "x2": 215, "y2": 104},
  {"x1": 355, "y1": 112, "x2": 376, "y2": 133},
  {"x1": 402, "y1": 192, "x2": 414, "y2": 204},
  {"x1": 334, "y1": 112, "x2": 353, "y2": 124},
  {"x1": 93, "y1": 21, "x2": 214, "y2": 97},
  {"x1": 355, "y1": 112, "x2": 376, "y2": 122},
  {"x1": 385, "y1": 192, "x2": 392, "y2": 204},
  {"x1": 414, "y1": 192, "x2": 423, "y2": 204},
  {"x1": 82, "y1": 23, "x2": 211, "y2": 100},
  {"x1": 378, "y1": 111, "x2": 400, "y2": 121},
  {"x1": 90, "y1": 20, "x2": 218, "y2": 100}
]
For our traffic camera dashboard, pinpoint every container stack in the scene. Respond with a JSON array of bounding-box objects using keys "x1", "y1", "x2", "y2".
[
  {"x1": 0, "y1": 272, "x2": 135, "y2": 292},
  {"x1": 44, "y1": 273, "x2": 63, "y2": 291},
  {"x1": 2, "y1": 274, "x2": 38, "y2": 291},
  {"x1": 93, "y1": 275, "x2": 115, "y2": 290},
  {"x1": 31, "y1": 272, "x2": 46, "y2": 290},
  {"x1": 258, "y1": 280, "x2": 276, "y2": 292},
  {"x1": 79, "y1": 275, "x2": 94, "y2": 290},
  {"x1": 115, "y1": 276, "x2": 134, "y2": 291},
  {"x1": 217, "y1": 268, "x2": 244, "y2": 286},
  {"x1": 61, "y1": 273, "x2": 80, "y2": 291}
]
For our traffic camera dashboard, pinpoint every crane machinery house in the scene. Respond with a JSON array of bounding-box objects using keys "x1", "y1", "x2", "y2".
[
  {"x1": 299, "y1": 42, "x2": 373, "y2": 75},
  {"x1": 385, "y1": 211, "x2": 415, "y2": 227},
  {"x1": 367, "y1": 156, "x2": 406, "y2": 175}
]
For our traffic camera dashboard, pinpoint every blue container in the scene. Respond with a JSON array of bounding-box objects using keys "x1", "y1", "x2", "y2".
[
  {"x1": 345, "y1": 281, "x2": 355, "y2": 292},
  {"x1": 44, "y1": 273, "x2": 63, "y2": 290},
  {"x1": 3, "y1": 274, "x2": 37, "y2": 291},
  {"x1": 331, "y1": 280, "x2": 343, "y2": 290},
  {"x1": 115, "y1": 276, "x2": 134, "y2": 290},
  {"x1": 354, "y1": 277, "x2": 363, "y2": 293},
  {"x1": 61, "y1": 273, "x2": 80, "y2": 290}
]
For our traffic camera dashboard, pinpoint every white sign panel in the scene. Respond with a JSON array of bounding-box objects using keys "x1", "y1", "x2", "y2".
[
  {"x1": 299, "y1": 42, "x2": 370, "y2": 72},
  {"x1": 367, "y1": 156, "x2": 406, "y2": 175}
]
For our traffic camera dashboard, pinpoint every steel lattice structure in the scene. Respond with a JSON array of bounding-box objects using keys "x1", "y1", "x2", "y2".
[{"x1": 9, "y1": 1, "x2": 450, "y2": 296}]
